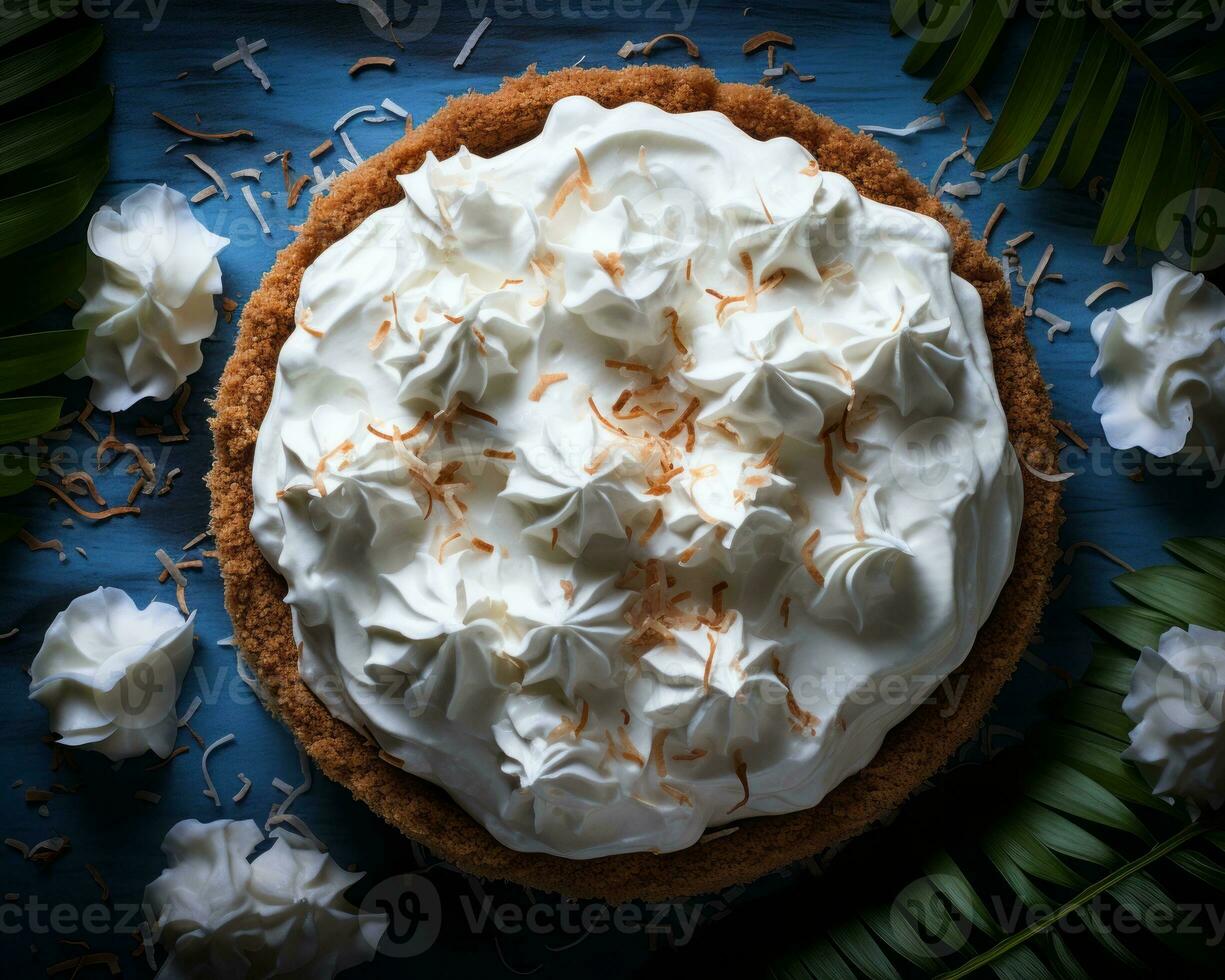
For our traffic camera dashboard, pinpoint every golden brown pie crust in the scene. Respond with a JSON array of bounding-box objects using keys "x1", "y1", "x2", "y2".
[{"x1": 208, "y1": 65, "x2": 1063, "y2": 902}]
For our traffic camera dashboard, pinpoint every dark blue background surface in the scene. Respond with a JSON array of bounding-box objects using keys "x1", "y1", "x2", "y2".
[{"x1": 3, "y1": 1, "x2": 1223, "y2": 975}]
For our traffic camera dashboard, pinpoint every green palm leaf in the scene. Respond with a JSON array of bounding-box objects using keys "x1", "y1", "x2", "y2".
[
  {"x1": 1165, "y1": 536, "x2": 1225, "y2": 580},
  {"x1": 0, "y1": 24, "x2": 103, "y2": 108},
  {"x1": 0, "y1": 243, "x2": 85, "y2": 334},
  {"x1": 0, "y1": 0, "x2": 78, "y2": 50},
  {"x1": 1093, "y1": 82, "x2": 1168, "y2": 245},
  {"x1": 0, "y1": 84, "x2": 113, "y2": 177},
  {"x1": 0, "y1": 394, "x2": 63, "y2": 443},
  {"x1": 975, "y1": 5, "x2": 1086, "y2": 171},
  {"x1": 0, "y1": 11, "x2": 109, "y2": 539},
  {"x1": 893, "y1": 4, "x2": 1225, "y2": 250},
  {"x1": 0, "y1": 142, "x2": 108, "y2": 260},
  {"x1": 0, "y1": 329, "x2": 87, "y2": 394}
]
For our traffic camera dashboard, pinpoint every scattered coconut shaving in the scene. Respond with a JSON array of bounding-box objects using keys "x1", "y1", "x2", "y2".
[
  {"x1": 230, "y1": 167, "x2": 261, "y2": 181},
  {"x1": 184, "y1": 153, "x2": 229, "y2": 199},
  {"x1": 200, "y1": 733, "x2": 236, "y2": 806},
  {"x1": 233, "y1": 36, "x2": 271, "y2": 91},
  {"x1": 233, "y1": 773, "x2": 252, "y2": 802},
  {"x1": 154, "y1": 111, "x2": 253, "y2": 141},
  {"x1": 340, "y1": 130, "x2": 364, "y2": 164},
  {"x1": 964, "y1": 85, "x2": 992, "y2": 121},
  {"x1": 1017, "y1": 153, "x2": 1030, "y2": 184},
  {"x1": 618, "y1": 32, "x2": 701, "y2": 59},
  {"x1": 859, "y1": 112, "x2": 945, "y2": 137},
  {"x1": 134, "y1": 790, "x2": 161, "y2": 804},
  {"x1": 241, "y1": 184, "x2": 271, "y2": 235},
  {"x1": 1103, "y1": 238, "x2": 1128, "y2": 265},
  {"x1": 1023, "y1": 244, "x2": 1054, "y2": 316},
  {"x1": 212, "y1": 36, "x2": 267, "y2": 71},
  {"x1": 349, "y1": 55, "x2": 396, "y2": 75},
  {"x1": 1063, "y1": 540, "x2": 1136, "y2": 573},
  {"x1": 310, "y1": 138, "x2": 333, "y2": 159},
  {"x1": 1021, "y1": 457, "x2": 1074, "y2": 483},
  {"x1": 1035, "y1": 307, "x2": 1071, "y2": 342},
  {"x1": 381, "y1": 97, "x2": 408, "y2": 117},
  {"x1": 983, "y1": 202, "x2": 1006, "y2": 243},
  {"x1": 454, "y1": 17, "x2": 492, "y2": 69},
  {"x1": 742, "y1": 30, "x2": 793, "y2": 54},
  {"x1": 191, "y1": 185, "x2": 218, "y2": 204},
  {"x1": 34, "y1": 481, "x2": 139, "y2": 520},
  {"x1": 940, "y1": 180, "x2": 981, "y2": 199},
  {"x1": 1052, "y1": 419, "x2": 1089, "y2": 452},
  {"x1": 287, "y1": 174, "x2": 310, "y2": 208},
  {"x1": 1085, "y1": 281, "x2": 1129, "y2": 306},
  {"x1": 990, "y1": 159, "x2": 1018, "y2": 182}
]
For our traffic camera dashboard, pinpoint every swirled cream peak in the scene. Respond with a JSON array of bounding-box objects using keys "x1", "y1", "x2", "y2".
[
  {"x1": 1123, "y1": 625, "x2": 1225, "y2": 816},
  {"x1": 143, "y1": 819, "x2": 386, "y2": 978},
  {"x1": 28, "y1": 586, "x2": 195, "y2": 761},
  {"x1": 1091, "y1": 261, "x2": 1225, "y2": 456},
  {"x1": 251, "y1": 97, "x2": 1022, "y2": 858},
  {"x1": 69, "y1": 183, "x2": 229, "y2": 411}
]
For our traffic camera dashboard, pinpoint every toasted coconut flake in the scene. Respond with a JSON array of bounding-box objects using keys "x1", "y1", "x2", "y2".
[
  {"x1": 368, "y1": 319, "x2": 392, "y2": 352},
  {"x1": 661, "y1": 397, "x2": 699, "y2": 440},
  {"x1": 471, "y1": 537, "x2": 495, "y2": 555},
  {"x1": 593, "y1": 250, "x2": 625, "y2": 286},
  {"x1": 641, "y1": 31, "x2": 700, "y2": 56},
  {"x1": 1063, "y1": 539, "x2": 1136, "y2": 573},
  {"x1": 588, "y1": 396, "x2": 629, "y2": 437},
  {"x1": 964, "y1": 85, "x2": 993, "y2": 121},
  {"x1": 61, "y1": 471, "x2": 106, "y2": 506},
  {"x1": 35, "y1": 481, "x2": 138, "y2": 521},
  {"x1": 659, "y1": 782, "x2": 692, "y2": 806},
  {"x1": 801, "y1": 528, "x2": 824, "y2": 586},
  {"x1": 742, "y1": 30, "x2": 793, "y2": 54},
  {"x1": 309, "y1": 138, "x2": 333, "y2": 160},
  {"x1": 349, "y1": 54, "x2": 396, "y2": 75},
  {"x1": 983, "y1": 202, "x2": 1006, "y2": 243},
  {"x1": 155, "y1": 111, "x2": 252, "y2": 142},
  {"x1": 851, "y1": 487, "x2": 868, "y2": 541},
  {"x1": 155, "y1": 548, "x2": 186, "y2": 587},
  {"x1": 639, "y1": 507, "x2": 664, "y2": 545},
  {"x1": 649, "y1": 730, "x2": 670, "y2": 777},
  {"x1": 779, "y1": 594, "x2": 791, "y2": 628},
  {"x1": 773, "y1": 654, "x2": 819, "y2": 733},
  {"x1": 728, "y1": 749, "x2": 750, "y2": 813},
  {"x1": 663, "y1": 308, "x2": 687, "y2": 355},
  {"x1": 201, "y1": 733, "x2": 235, "y2": 806},
  {"x1": 1084, "y1": 280, "x2": 1129, "y2": 306},
  {"x1": 191, "y1": 185, "x2": 218, "y2": 204},
  {"x1": 1023, "y1": 244, "x2": 1055, "y2": 316},
  {"x1": 820, "y1": 433, "x2": 843, "y2": 495},
  {"x1": 437, "y1": 531, "x2": 462, "y2": 563},
  {"x1": 287, "y1": 174, "x2": 310, "y2": 208},
  {"x1": 457, "y1": 402, "x2": 497, "y2": 426},
  {"x1": 1007, "y1": 231, "x2": 1034, "y2": 248},
  {"x1": 482, "y1": 448, "x2": 516, "y2": 462},
  {"x1": 134, "y1": 789, "x2": 162, "y2": 804},
  {"x1": 616, "y1": 727, "x2": 645, "y2": 766},
  {"x1": 1051, "y1": 419, "x2": 1089, "y2": 452}
]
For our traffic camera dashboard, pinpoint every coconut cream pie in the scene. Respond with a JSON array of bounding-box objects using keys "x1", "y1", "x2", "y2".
[{"x1": 211, "y1": 66, "x2": 1061, "y2": 898}]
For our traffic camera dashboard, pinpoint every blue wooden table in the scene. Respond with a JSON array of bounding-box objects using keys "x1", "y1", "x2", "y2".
[{"x1": 3, "y1": 1, "x2": 1223, "y2": 975}]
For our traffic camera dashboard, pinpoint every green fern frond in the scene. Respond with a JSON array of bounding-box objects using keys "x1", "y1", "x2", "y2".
[
  {"x1": 0, "y1": 2, "x2": 111, "y2": 543},
  {"x1": 892, "y1": 2, "x2": 1225, "y2": 263},
  {"x1": 651, "y1": 538, "x2": 1225, "y2": 978}
]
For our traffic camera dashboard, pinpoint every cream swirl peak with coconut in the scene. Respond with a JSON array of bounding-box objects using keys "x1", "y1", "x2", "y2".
[{"x1": 251, "y1": 97, "x2": 1022, "y2": 858}]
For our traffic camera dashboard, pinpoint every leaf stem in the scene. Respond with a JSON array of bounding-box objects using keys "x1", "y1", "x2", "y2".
[
  {"x1": 1096, "y1": 12, "x2": 1225, "y2": 166},
  {"x1": 936, "y1": 819, "x2": 1212, "y2": 979}
]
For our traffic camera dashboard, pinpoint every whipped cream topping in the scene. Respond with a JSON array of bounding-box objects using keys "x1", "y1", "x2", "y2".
[
  {"x1": 251, "y1": 97, "x2": 1022, "y2": 857},
  {"x1": 1091, "y1": 261, "x2": 1225, "y2": 456},
  {"x1": 69, "y1": 183, "x2": 229, "y2": 411},
  {"x1": 1123, "y1": 625, "x2": 1225, "y2": 816},
  {"x1": 28, "y1": 587, "x2": 195, "y2": 761},
  {"x1": 144, "y1": 819, "x2": 386, "y2": 978}
]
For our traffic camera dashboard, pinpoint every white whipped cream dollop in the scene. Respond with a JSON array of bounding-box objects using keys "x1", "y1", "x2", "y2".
[
  {"x1": 28, "y1": 586, "x2": 195, "y2": 761},
  {"x1": 251, "y1": 97, "x2": 1023, "y2": 857},
  {"x1": 69, "y1": 183, "x2": 229, "y2": 411},
  {"x1": 144, "y1": 819, "x2": 386, "y2": 979},
  {"x1": 1123, "y1": 625, "x2": 1225, "y2": 816},
  {"x1": 1091, "y1": 261, "x2": 1225, "y2": 456}
]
